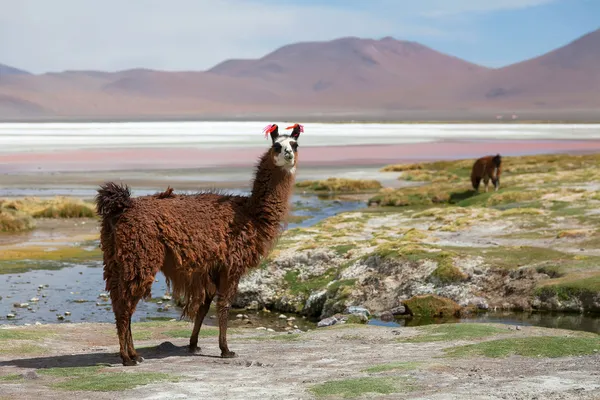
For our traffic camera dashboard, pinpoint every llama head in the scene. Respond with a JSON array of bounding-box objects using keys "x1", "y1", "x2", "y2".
[{"x1": 262, "y1": 123, "x2": 302, "y2": 173}]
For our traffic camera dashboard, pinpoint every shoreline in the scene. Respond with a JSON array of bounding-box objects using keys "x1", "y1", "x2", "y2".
[{"x1": 3, "y1": 139, "x2": 600, "y2": 176}]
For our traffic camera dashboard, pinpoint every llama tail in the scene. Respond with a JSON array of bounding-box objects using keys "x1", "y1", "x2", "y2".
[{"x1": 95, "y1": 182, "x2": 132, "y2": 222}]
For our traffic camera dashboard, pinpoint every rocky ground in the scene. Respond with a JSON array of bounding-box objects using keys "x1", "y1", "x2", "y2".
[
  {"x1": 0, "y1": 320, "x2": 599, "y2": 399},
  {"x1": 235, "y1": 154, "x2": 600, "y2": 321}
]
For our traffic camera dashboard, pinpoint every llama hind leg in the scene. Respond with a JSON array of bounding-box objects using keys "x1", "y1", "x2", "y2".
[
  {"x1": 216, "y1": 283, "x2": 237, "y2": 358},
  {"x1": 483, "y1": 177, "x2": 490, "y2": 193},
  {"x1": 189, "y1": 294, "x2": 214, "y2": 354},
  {"x1": 112, "y1": 293, "x2": 144, "y2": 366}
]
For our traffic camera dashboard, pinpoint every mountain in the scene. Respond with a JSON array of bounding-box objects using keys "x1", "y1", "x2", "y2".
[
  {"x1": 459, "y1": 28, "x2": 600, "y2": 109},
  {"x1": 208, "y1": 37, "x2": 489, "y2": 109},
  {"x1": 0, "y1": 29, "x2": 599, "y2": 120},
  {"x1": 0, "y1": 64, "x2": 31, "y2": 76}
]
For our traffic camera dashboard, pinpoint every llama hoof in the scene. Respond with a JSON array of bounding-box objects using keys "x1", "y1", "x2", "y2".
[
  {"x1": 221, "y1": 351, "x2": 237, "y2": 358},
  {"x1": 189, "y1": 345, "x2": 202, "y2": 354},
  {"x1": 122, "y1": 359, "x2": 139, "y2": 366}
]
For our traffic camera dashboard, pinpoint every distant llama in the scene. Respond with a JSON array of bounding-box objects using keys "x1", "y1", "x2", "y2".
[
  {"x1": 95, "y1": 123, "x2": 303, "y2": 366},
  {"x1": 471, "y1": 154, "x2": 502, "y2": 192}
]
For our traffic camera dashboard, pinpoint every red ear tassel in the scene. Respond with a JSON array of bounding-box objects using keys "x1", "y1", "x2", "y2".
[
  {"x1": 262, "y1": 124, "x2": 277, "y2": 139},
  {"x1": 285, "y1": 123, "x2": 304, "y2": 133}
]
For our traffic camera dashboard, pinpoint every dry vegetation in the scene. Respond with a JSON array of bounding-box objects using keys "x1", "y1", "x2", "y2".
[
  {"x1": 0, "y1": 197, "x2": 96, "y2": 232},
  {"x1": 296, "y1": 178, "x2": 382, "y2": 193}
]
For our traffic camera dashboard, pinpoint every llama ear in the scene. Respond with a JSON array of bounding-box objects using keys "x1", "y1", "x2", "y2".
[
  {"x1": 263, "y1": 124, "x2": 279, "y2": 144},
  {"x1": 286, "y1": 123, "x2": 303, "y2": 140}
]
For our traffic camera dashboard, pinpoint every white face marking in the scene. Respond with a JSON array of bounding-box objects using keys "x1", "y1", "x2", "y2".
[{"x1": 273, "y1": 137, "x2": 297, "y2": 173}]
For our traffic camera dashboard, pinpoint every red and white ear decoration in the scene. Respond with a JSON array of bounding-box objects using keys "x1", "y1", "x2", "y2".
[
  {"x1": 286, "y1": 123, "x2": 303, "y2": 140},
  {"x1": 263, "y1": 124, "x2": 278, "y2": 139}
]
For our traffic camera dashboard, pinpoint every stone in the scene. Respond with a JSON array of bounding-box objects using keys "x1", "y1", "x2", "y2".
[
  {"x1": 6, "y1": 313, "x2": 15, "y2": 319},
  {"x1": 256, "y1": 327, "x2": 267, "y2": 330},
  {"x1": 236, "y1": 314, "x2": 244, "y2": 319},
  {"x1": 65, "y1": 312, "x2": 71, "y2": 316},
  {"x1": 21, "y1": 371, "x2": 40, "y2": 380},
  {"x1": 379, "y1": 311, "x2": 394, "y2": 322},
  {"x1": 266, "y1": 328, "x2": 275, "y2": 332},
  {"x1": 162, "y1": 295, "x2": 172, "y2": 301},
  {"x1": 57, "y1": 315, "x2": 65, "y2": 320},
  {"x1": 287, "y1": 317, "x2": 296, "y2": 321},
  {"x1": 317, "y1": 316, "x2": 338, "y2": 328},
  {"x1": 345, "y1": 306, "x2": 371, "y2": 317},
  {"x1": 390, "y1": 306, "x2": 407, "y2": 315},
  {"x1": 278, "y1": 314, "x2": 287, "y2": 319},
  {"x1": 29, "y1": 297, "x2": 39, "y2": 303}
]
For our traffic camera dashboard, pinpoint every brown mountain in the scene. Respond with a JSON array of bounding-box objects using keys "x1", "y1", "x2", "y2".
[
  {"x1": 459, "y1": 28, "x2": 600, "y2": 109},
  {"x1": 0, "y1": 29, "x2": 599, "y2": 120}
]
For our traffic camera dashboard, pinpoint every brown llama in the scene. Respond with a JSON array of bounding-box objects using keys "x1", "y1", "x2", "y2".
[
  {"x1": 95, "y1": 123, "x2": 302, "y2": 366},
  {"x1": 471, "y1": 154, "x2": 502, "y2": 192}
]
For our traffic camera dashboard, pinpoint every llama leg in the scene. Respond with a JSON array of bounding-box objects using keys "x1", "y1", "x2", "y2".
[
  {"x1": 189, "y1": 295, "x2": 214, "y2": 354},
  {"x1": 127, "y1": 318, "x2": 144, "y2": 364},
  {"x1": 483, "y1": 178, "x2": 490, "y2": 193},
  {"x1": 493, "y1": 177, "x2": 500, "y2": 191},
  {"x1": 216, "y1": 294, "x2": 236, "y2": 358},
  {"x1": 112, "y1": 299, "x2": 136, "y2": 366},
  {"x1": 472, "y1": 176, "x2": 481, "y2": 192}
]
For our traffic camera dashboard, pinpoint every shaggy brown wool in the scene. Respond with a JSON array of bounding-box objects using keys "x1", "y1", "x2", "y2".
[
  {"x1": 96, "y1": 125, "x2": 299, "y2": 366},
  {"x1": 471, "y1": 154, "x2": 502, "y2": 192}
]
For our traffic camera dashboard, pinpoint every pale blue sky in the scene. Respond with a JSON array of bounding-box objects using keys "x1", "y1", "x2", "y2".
[{"x1": 0, "y1": 0, "x2": 597, "y2": 73}]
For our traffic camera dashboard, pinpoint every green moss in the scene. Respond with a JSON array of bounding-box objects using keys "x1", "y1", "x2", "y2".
[
  {"x1": 296, "y1": 178, "x2": 382, "y2": 193},
  {"x1": 50, "y1": 371, "x2": 179, "y2": 392},
  {"x1": 363, "y1": 361, "x2": 422, "y2": 373},
  {"x1": 404, "y1": 324, "x2": 506, "y2": 343},
  {"x1": 0, "y1": 344, "x2": 46, "y2": 355},
  {"x1": 403, "y1": 295, "x2": 461, "y2": 318},
  {"x1": 535, "y1": 275, "x2": 600, "y2": 301},
  {"x1": 38, "y1": 366, "x2": 103, "y2": 377},
  {"x1": 428, "y1": 256, "x2": 467, "y2": 284},
  {"x1": 0, "y1": 329, "x2": 51, "y2": 340},
  {"x1": 162, "y1": 328, "x2": 219, "y2": 338},
  {"x1": 284, "y1": 268, "x2": 338, "y2": 295},
  {"x1": 310, "y1": 377, "x2": 416, "y2": 398},
  {"x1": 332, "y1": 244, "x2": 355, "y2": 256},
  {"x1": 0, "y1": 374, "x2": 23, "y2": 382},
  {"x1": 445, "y1": 336, "x2": 600, "y2": 358}
]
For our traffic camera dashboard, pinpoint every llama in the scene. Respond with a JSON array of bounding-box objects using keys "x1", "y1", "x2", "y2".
[
  {"x1": 471, "y1": 154, "x2": 502, "y2": 192},
  {"x1": 95, "y1": 123, "x2": 302, "y2": 366}
]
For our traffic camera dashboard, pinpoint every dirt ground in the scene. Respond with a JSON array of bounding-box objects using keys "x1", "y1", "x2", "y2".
[{"x1": 0, "y1": 322, "x2": 599, "y2": 400}]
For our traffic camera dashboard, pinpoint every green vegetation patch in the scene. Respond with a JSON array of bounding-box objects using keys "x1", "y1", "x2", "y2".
[
  {"x1": 0, "y1": 329, "x2": 51, "y2": 341},
  {"x1": 0, "y1": 344, "x2": 46, "y2": 355},
  {"x1": 0, "y1": 374, "x2": 23, "y2": 382},
  {"x1": 445, "y1": 336, "x2": 600, "y2": 358},
  {"x1": 284, "y1": 268, "x2": 338, "y2": 295},
  {"x1": 535, "y1": 274, "x2": 600, "y2": 302},
  {"x1": 404, "y1": 323, "x2": 507, "y2": 343},
  {"x1": 403, "y1": 295, "x2": 461, "y2": 318},
  {"x1": 310, "y1": 376, "x2": 416, "y2": 398},
  {"x1": 161, "y1": 328, "x2": 219, "y2": 338},
  {"x1": 296, "y1": 178, "x2": 382, "y2": 193},
  {"x1": 363, "y1": 361, "x2": 422, "y2": 373},
  {"x1": 50, "y1": 371, "x2": 178, "y2": 392}
]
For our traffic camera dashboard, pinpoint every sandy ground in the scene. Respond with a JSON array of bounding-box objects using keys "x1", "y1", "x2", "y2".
[{"x1": 0, "y1": 323, "x2": 599, "y2": 400}]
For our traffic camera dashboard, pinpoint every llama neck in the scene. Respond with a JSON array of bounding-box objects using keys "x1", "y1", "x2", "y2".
[{"x1": 247, "y1": 151, "x2": 295, "y2": 229}]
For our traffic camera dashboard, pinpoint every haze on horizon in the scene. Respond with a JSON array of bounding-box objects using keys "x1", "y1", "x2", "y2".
[{"x1": 1, "y1": 0, "x2": 598, "y2": 74}]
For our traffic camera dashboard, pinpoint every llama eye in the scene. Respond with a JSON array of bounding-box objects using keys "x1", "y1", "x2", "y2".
[{"x1": 273, "y1": 142, "x2": 282, "y2": 153}]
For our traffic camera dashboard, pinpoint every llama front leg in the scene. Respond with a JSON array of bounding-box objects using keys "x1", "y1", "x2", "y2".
[
  {"x1": 492, "y1": 177, "x2": 500, "y2": 191},
  {"x1": 189, "y1": 295, "x2": 214, "y2": 354},
  {"x1": 216, "y1": 295, "x2": 236, "y2": 358}
]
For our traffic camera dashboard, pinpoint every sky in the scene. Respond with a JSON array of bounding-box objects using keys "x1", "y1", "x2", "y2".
[{"x1": 0, "y1": 0, "x2": 598, "y2": 74}]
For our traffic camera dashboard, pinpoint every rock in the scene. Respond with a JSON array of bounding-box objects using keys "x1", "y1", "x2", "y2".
[
  {"x1": 267, "y1": 328, "x2": 275, "y2": 332},
  {"x1": 256, "y1": 327, "x2": 267, "y2": 330},
  {"x1": 278, "y1": 314, "x2": 287, "y2": 319},
  {"x1": 157, "y1": 301, "x2": 163, "y2": 305},
  {"x1": 57, "y1": 315, "x2": 65, "y2": 320},
  {"x1": 13, "y1": 303, "x2": 29, "y2": 308},
  {"x1": 317, "y1": 316, "x2": 338, "y2": 328},
  {"x1": 390, "y1": 306, "x2": 407, "y2": 315},
  {"x1": 162, "y1": 295, "x2": 172, "y2": 301},
  {"x1": 6, "y1": 313, "x2": 15, "y2": 319},
  {"x1": 245, "y1": 301, "x2": 260, "y2": 311},
  {"x1": 379, "y1": 311, "x2": 394, "y2": 322},
  {"x1": 35, "y1": 322, "x2": 42, "y2": 326},
  {"x1": 287, "y1": 317, "x2": 296, "y2": 321},
  {"x1": 65, "y1": 312, "x2": 71, "y2": 316},
  {"x1": 346, "y1": 306, "x2": 371, "y2": 317},
  {"x1": 29, "y1": 297, "x2": 39, "y2": 303},
  {"x1": 21, "y1": 371, "x2": 39, "y2": 380},
  {"x1": 236, "y1": 314, "x2": 244, "y2": 319}
]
